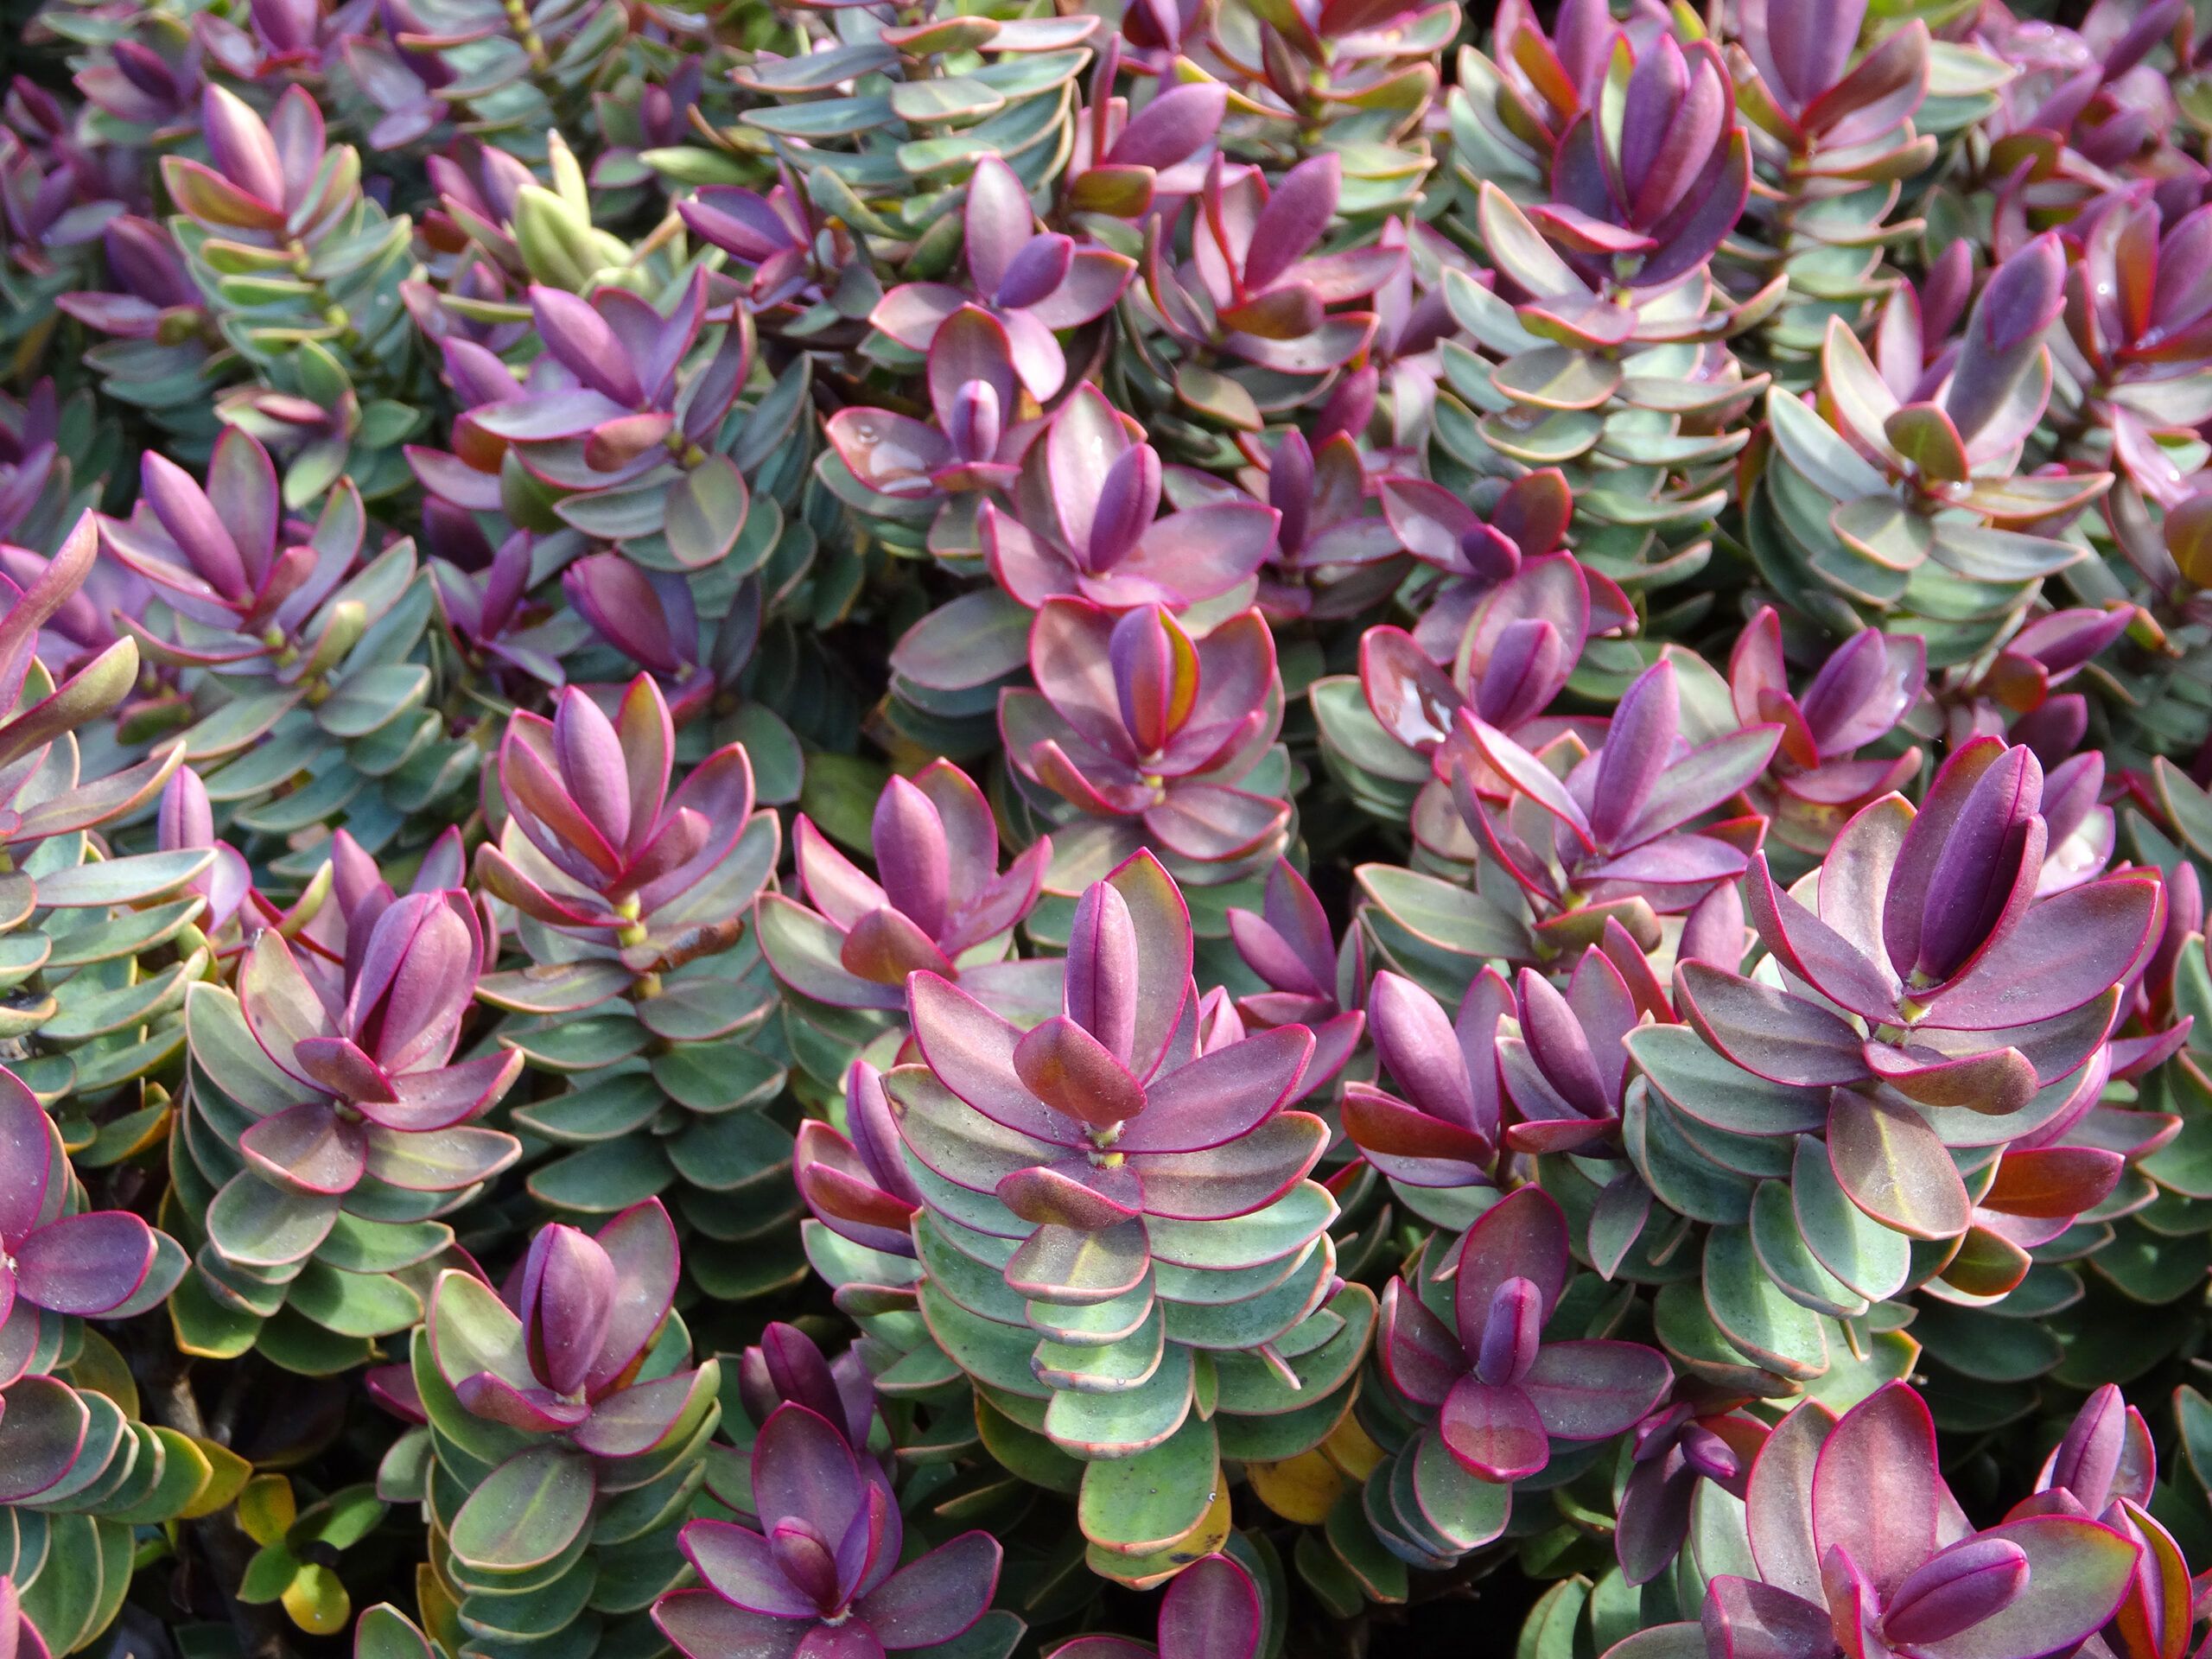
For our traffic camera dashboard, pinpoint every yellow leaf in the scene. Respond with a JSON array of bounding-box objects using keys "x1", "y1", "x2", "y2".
[
  {"x1": 1247, "y1": 1449, "x2": 1346, "y2": 1526},
  {"x1": 283, "y1": 1565, "x2": 350, "y2": 1636},
  {"x1": 1084, "y1": 1484, "x2": 1233, "y2": 1590},
  {"x1": 416, "y1": 1562, "x2": 463, "y2": 1656},
  {"x1": 1323, "y1": 1412, "x2": 1387, "y2": 1483},
  {"x1": 66, "y1": 1330, "x2": 140, "y2": 1419},
  {"x1": 178, "y1": 1440, "x2": 252, "y2": 1520},
  {"x1": 238, "y1": 1474, "x2": 297, "y2": 1547}
]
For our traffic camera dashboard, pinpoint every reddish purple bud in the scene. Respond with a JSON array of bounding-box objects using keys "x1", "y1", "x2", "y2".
[
  {"x1": 103, "y1": 215, "x2": 195, "y2": 308},
  {"x1": 1270, "y1": 430, "x2": 1314, "y2": 556},
  {"x1": 1916, "y1": 745, "x2": 2043, "y2": 982},
  {"x1": 2149, "y1": 861, "x2": 2203, "y2": 995},
  {"x1": 518, "y1": 1223, "x2": 618, "y2": 1398},
  {"x1": 1923, "y1": 240, "x2": 1974, "y2": 344},
  {"x1": 159, "y1": 765, "x2": 214, "y2": 853},
  {"x1": 1089, "y1": 445, "x2": 1162, "y2": 573},
  {"x1": 1476, "y1": 620, "x2": 1567, "y2": 730},
  {"x1": 1065, "y1": 880, "x2": 1141, "y2": 1062},
  {"x1": 553, "y1": 688, "x2": 634, "y2": 854},
  {"x1": 767, "y1": 1522, "x2": 842, "y2": 1612},
  {"x1": 202, "y1": 86, "x2": 285, "y2": 207},
  {"x1": 873, "y1": 776, "x2": 952, "y2": 940},
  {"x1": 996, "y1": 232, "x2": 1074, "y2": 310},
  {"x1": 1880, "y1": 1537, "x2": 2030, "y2": 1646},
  {"x1": 1681, "y1": 1424, "x2": 1741, "y2": 1484},
  {"x1": 1108, "y1": 604, "x2": 1192, "y2": 758},
  {"x1": 945, "y1": 378, "x2": 1002, "y2": 465},
  {"x1": 142, "y1": 451, "x2": 248, "y2": 599},
  {"x1": 1475, "y1": 1275, "x2": 1545, "y2": 1386}
]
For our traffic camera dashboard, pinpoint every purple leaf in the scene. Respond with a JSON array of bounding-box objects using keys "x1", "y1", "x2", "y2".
[
  {"x1": 1700, "y1": 1577, "x2": 1834, "y2": 1659},
  {"x1": 1115, "y1": 1026, "x2": 1312, "y2": 1154},
  {"x1": 1744, "y1": 1402, "x2": 1834, "y2": 1602},
  {"x1": 1129, "y1": 1111, "x2": 1325, "y2": 1220},
  {"x1": 0, "y1": 1071, "x2": 55, "y2": 1243},
  {"x1": 852, "y1": 1532, "x2": 1001, "y2": 1648},
  {"x1": 1105, "y1": 83, "x2": 1228, "y2": 170},
  {"x1": 1521, "y1": 1341, "x2": 1673, "y2": 1441},
  {"x1": 1827, "y1": 1093, "x2": 1971, "y2": 1240},
  {"x1": 238, "y1": 1101, "x2": 368, "y2": 1195},
  {"x1": 1453, "y1": 1185, "x2": 1569, "y2": 1340},
  {"x1": 653, "y1": 1591, "x2": 806, "y2": 1659},
  {"x1": 1891, "y1": 1521, "x2": 2135, "y2": 1659},
  {"x1": 1469, "y1": 721, "x2": 1594, "y2": 845},
  {"x1": 1618, "y1": 725, "x2": 1783, "y2": 851},
  {"x1": 908, "y1": 974, "x2": 1065, "y2": 1142},
  {"x1": 1244, "y1": 153, "x2": 1340, "y2": 294},
  {"x1": 1744, "y1": 855, "x2": 1899, "y2": 1022},
  {"x1": 1591, "y1": 661, "x2": 1680, "y2": 845},
  {"x1": 531, "y1": 288, "x2": 645, "y2": 408},
  {"x1": 1381, "y1": 1276, "x2": 1463, "y2": 1407},
  {"x1": 997, "y1": 233, "x2": 1074, "y2": 312},
  {"x1": 1439, "y1": 1374, "x2": 1549, "y2": 1482},
  {"x1": 1157, "y1": 1555, "x2": 1262, "y2": 1659},
  {"x1": 10, "y1": 1211, "x2": 156, "y2": 1314},
  {"x1": 1809, "y1": 1382, "x2": 1942, "y2": 1599},
  {"x1": 963, "y1": 157, "x2": 1036, "y2": 300},
  {"x1": 586, "y1": 1198, "x2": 680, "y2": 1391},
  {"x1": 1013, "y1": 1017, "x2": 1145, "y2": 1128},
  {"x1": 1923, "y1": 875, "x2": 2162, "y2": 1029},
  {"x1": 753, "y1": 1405, "x2": 864, "y2": 1554},
  {"x1": 997, "y1": 1163, "x2": 1143, "y2": 1230},
  {"x1": 1675, "y1": 964, "x2": 1872, "y2": 1087}
]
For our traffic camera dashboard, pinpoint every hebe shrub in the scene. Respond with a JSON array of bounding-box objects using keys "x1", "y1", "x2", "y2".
[{"x1": 7, "y1": 0, "x2": 2212, "y2": 1654}]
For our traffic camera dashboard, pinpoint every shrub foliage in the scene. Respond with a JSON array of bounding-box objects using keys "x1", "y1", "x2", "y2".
[{"x1": 5, "y1": 0, "x2": 2212, "y2": 1654}]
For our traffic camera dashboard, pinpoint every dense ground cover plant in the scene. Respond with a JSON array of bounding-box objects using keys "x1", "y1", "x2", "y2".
[{"x1": 18, "y1": 0, "x2": 2212, "y2": 1654}]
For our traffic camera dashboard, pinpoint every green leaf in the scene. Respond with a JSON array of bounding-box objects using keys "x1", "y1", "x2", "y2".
[
  {"x1": 206, "y1": 1175, "x2": 340, "y2": 1268},
  {"x1": 1354, "y1": 864, "x2": 1531, "y2": 961},
  {"x1": 662, "y1": 457, "x2": 748, "y2": 569},
  {"x1": 1046, "y1": 1344, "x2": 1196, "y2": 1459},
  {"x1": 1517, "y1": 1574, "x2": 1592, "y2": 1659},
  {"x1": 1790, "y1": 1133, "x2": 1910, "y2": 1300},
  {"x1": 1827, "y1": 1092, "x2": 1972, "y2": 1240},
  {"x1": 1831, "y1": 495, "x2": 1933, "y2": 571},
  {"x1": 1492, "y1": 345, "x2": 1622, "y2": 411},
  {"x1": 2156, "y1": 759, "x2": 2212, "y2": 861},
  {"x1": 316, "y1": 663, "x2": 430, "y2": 739},
  {"x1": 1076, "y1": 1412, "x2": 1218, "y2": 1554},
  {"x1": 34, "y1": 850, "x2": 213, "y2": 909},
  {"x1": 650, "y1": 1042, "x2": 785, "y2": 1115},
  {"x1": 1766, "y1": 386, "x2": 1891, "y2": 500},
  {"x1": 1748, "y1": 1180, "x2": 1867, "y2": 1319},
  {"x1": 890, "y1": 75, "x2": 1005, "y2": 124},
  {"x1": 1324, "y1": 1487, "x2": 1409, "y2": 1604},
  {"x1": 1702, "y1": 1225, "x2": 1829, "y2": 1381},
  {"x1": 188, "y1": 983, "x2": 300, "y2": 1116},
  {"x1": 448, "y1": 1448, "x2": 597, "y2": 1575},
  {"x1": 286, "y1": 1262, "x2": 423, "y2": 1338},
  {"x1": 526, "y1": 1138, "x2": 671, "y2": 1213},
  {"x1": 1410, "y1": 1429, "x2": 1511, "y2": 1552}
]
